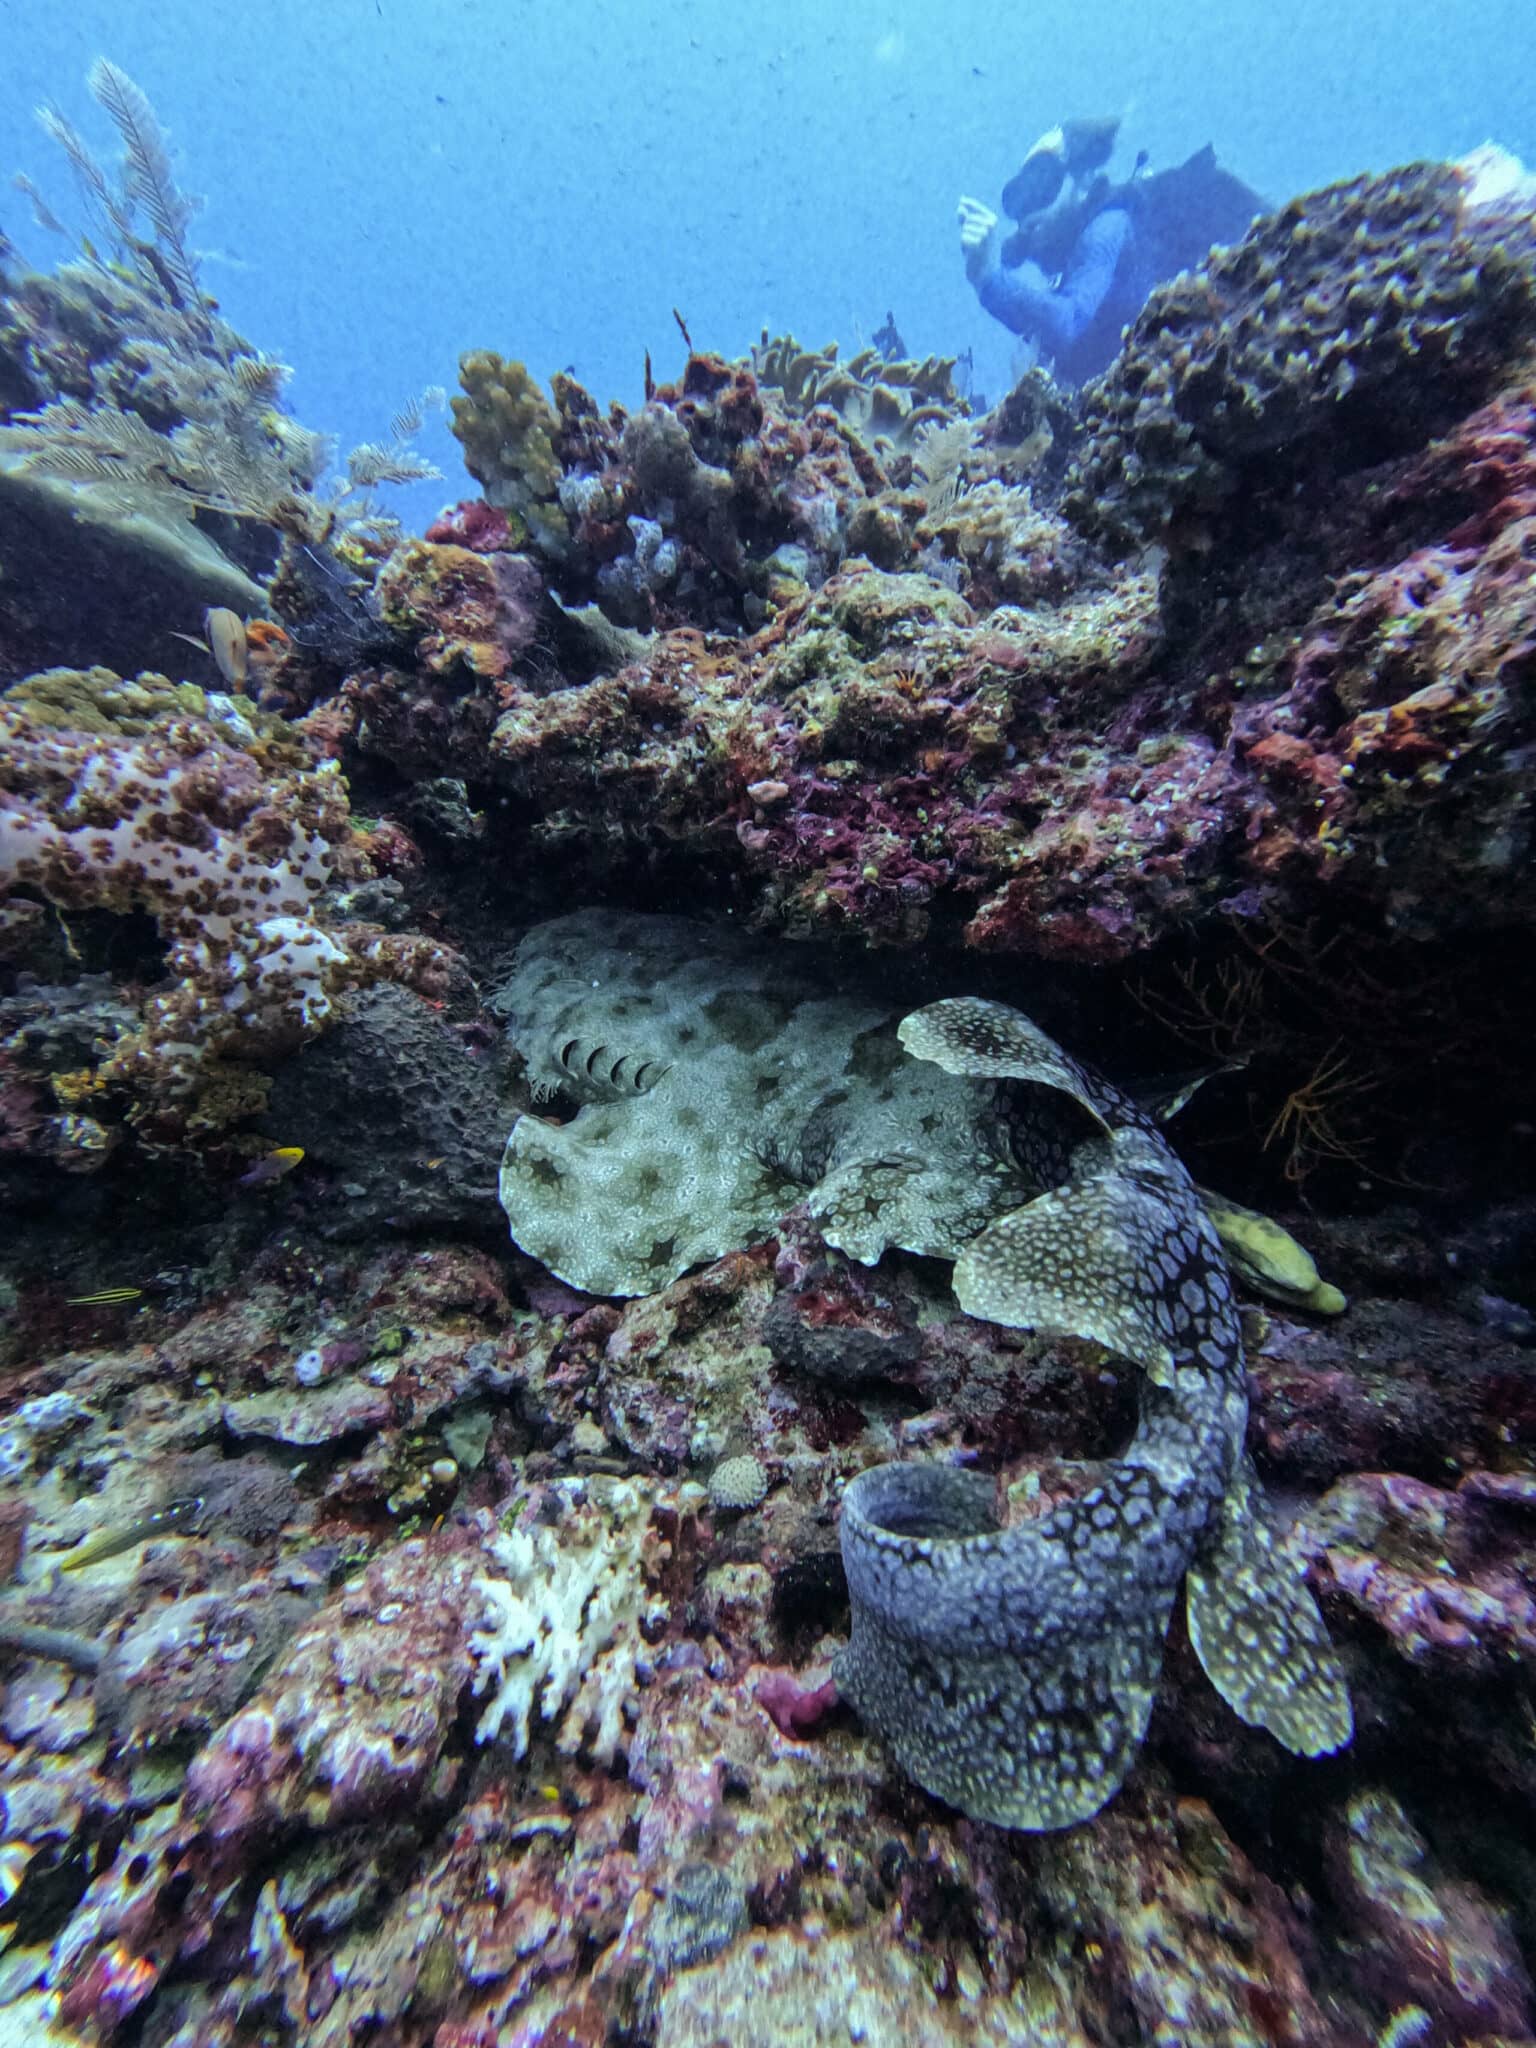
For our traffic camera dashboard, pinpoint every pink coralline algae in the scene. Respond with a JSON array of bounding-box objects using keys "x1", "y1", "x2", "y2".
[
  {"x1": 377, "y1": 540, "x2": 545, "y2": 685},
  {"x1": 183, "y1": 1527, "x2": 481, "y2": 1840},
  {"x1": 287, "y1": 172, "x2": 1536, "y2": 967},
  {"x1": 1236, "y1": 413, "x2": 1536, "y2": 931},
  {"x1": 426, "y1": 497, "x2": 515, "y2": 553},
  {"x1": 0, "y1": 1192, "x2": 1528, "y2": 2044},
  {"x1": 1326, "y1": 1786, "x2": 1535, "y2": 2042},
  {"x1": 751, "y1": 1668, "x2": 839, "y2": 1739}
]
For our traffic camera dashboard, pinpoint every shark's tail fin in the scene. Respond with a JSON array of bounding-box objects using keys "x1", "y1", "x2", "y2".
[{"x1": 1185, "y1": 1457, "x2": 1353, "y2": 1756}]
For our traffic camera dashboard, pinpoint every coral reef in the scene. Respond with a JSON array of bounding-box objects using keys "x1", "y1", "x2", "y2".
[
  {"x1": 1068, "y1": 159, "x2": 1536, "y2": 554},
  {"x1": 0, "y1": 1185, "x2": 1529, "y2": 2043},
  {"x1": 708, "y1": 1454, "x2": 768, "y2": 1514},
  {"x1": 0, "y1": 466, "x2": 267, "y2": 681},
  {"x1": 444, "y1": 345, "x2": 918, "y2": 633},
  {"x1": 749, "y1": 330, "x2": 968, "y2": 454},
  {"x1": 0, "y1": 63, "x2": 438, "y2": 685},
  {"x1": 470, "y1": 1473, "x2": 681, "y2": 1762},
  {"x1": 1230, "y1": 369, "x2": 1536, "y2": 932},
  {"x1": 343, "y1": 325, "x2": 1536, "y2": 970},
  {"x1": 262, "y1": 981, "x2": 511, "y2": 1239},
  {"x1": 3, "y1": 125, "x2": 1536, "y2": 2048},
  {"x1": 450, "y1": 351, "x2": 569, "y2": 556},
  {"x1": 0, "y1": 675, "x2": 460, "y2": 1152}
]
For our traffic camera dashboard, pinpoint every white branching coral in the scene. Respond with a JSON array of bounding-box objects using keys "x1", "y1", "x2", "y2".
[{"x1": 469, "y1": 1476, "x2": 666, "y2": 1765}]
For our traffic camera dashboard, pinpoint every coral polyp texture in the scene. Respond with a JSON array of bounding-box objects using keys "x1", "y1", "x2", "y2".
[
  {"x1": 0, "y1": 705, "x2": 340, "y2": 939},
  {"x1": 0, "y1": 678, "x2": 457, "y2": 1149},
  {"x1": 1067, "y1": 158, "x2": 1536, "y2": 554},
  {"x1": 749, "y1": 329, "x2": 969, "y2": 453},
  {"x1": 450, "y1": 350, "x2": 569, "y2": 556},
  {"x1": 4, "y1": 122, "x2": 1536, "y2": 2048}
]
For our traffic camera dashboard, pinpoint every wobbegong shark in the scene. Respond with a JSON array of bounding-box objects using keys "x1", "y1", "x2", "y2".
[
  {"x1": 496, "y1": 914, "x2": 1351, "y2": 1828},
  {"x1": 835, "y1": 996, "x2": 1352, "y2": 1830},
  {"x1": 495, "y1": 912, "x2": 1346, "y2": 1312}
]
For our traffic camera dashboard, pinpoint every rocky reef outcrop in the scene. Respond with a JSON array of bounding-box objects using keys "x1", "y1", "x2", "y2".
[{"x1": 4, "y1": 127, "x2": 1536, "y2": 2048}]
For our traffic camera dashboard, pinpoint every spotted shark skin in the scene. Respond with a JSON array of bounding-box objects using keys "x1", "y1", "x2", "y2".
[{"x1": 835, "y1": 996, "x2": 1352, "y2": 1832}]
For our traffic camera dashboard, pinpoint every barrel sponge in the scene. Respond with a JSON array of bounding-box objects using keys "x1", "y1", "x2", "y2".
[{"x1": 1068, "y1": 159, "x2": 1536, "y2": 552}]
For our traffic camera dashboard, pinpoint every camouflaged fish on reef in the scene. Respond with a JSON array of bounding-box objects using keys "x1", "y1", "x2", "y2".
[
  {"x1": 835, "y1": 998, "x2": 1353, "y2": 1831},
  {"x1": 495, "y1": 910, "x2": 1037, "y2": 1298},
  {"x1": 494, "y1": 915, "x2": 1350, "y2": 1831}
]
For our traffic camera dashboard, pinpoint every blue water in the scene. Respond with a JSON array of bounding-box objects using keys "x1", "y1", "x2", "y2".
[{"x1": 3, "y1": 0, "x2": 1535, "y2": 526}]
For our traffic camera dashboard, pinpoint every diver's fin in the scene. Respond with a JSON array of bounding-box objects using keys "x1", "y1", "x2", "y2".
[
  {"x1": 950, "y1": 1174, "x2": 1181, "y2": 1382},
  {"x1": 1185, "y1": 1459, "x2": 1353, "y2": 1756},
  {"x1": 899, "y1": 998, "x2": 1114, "y2": 1132},
  {"x1": 1196, "y1": 1187, "x2": 1347, "y2": 1315}
]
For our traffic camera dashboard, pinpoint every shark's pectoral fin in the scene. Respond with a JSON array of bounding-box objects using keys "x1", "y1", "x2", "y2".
[
  {"x1": 813, "y1": 1149, "x2": 1025, "y2": 1266},
  {"x1": 812, "y1": 1151, "x2": 940, "y2": 1264},
  {"x1": 950, "y1": 1176, "x2": 1178, "y2": 1381},
  {"x1": 899, "y1": 997, "x2": 1114, "y2": 1129},
  {"x1": 1185, "y1": 1459, "x2": 1353, "y2": 1757}
]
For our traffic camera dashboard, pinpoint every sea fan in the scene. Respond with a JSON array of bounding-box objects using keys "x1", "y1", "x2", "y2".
[
  {"x1": 0, "y1": 395, "x2": 305, "y2": 525},
  {"x1": 0, "y1": 397, "x2": 187, "y2": 505},
  {"x1": 341, "y1": 388, "x2": 445, "y2": 496},
  {"x1": 33, "y1": 100, "x2": 131, "y2": 258},
  {"x1": 395, "y1": 385, "x2": 446, "y2": 448},
  {"x1": 233, "y1": 354, "x2": 293, "y2": 404},
  {"x1": 86, "y1": 59, "x2": 207, "y2": 328},
  {"x1": 345, "y1": 442, "x2": 442, "y2": 491},
  {"x1": 10, "y1": 172, "x2": 69, "y2": 240},
  {"x1": 915, "y1": 417, "x2": 978, "y2": 518}
]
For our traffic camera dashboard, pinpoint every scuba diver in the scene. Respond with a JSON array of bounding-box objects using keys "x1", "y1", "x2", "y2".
[{"x1": 958, "y1": 117, "x2": 1267, "y2": 384}]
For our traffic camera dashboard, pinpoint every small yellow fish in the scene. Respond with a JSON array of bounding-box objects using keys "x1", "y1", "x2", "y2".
[
  {"x1": 203, "y1": 607, "x2": 249, "y2": 687},
  {"x1": 237, "y1": 1145, "x2": 305, "y2": 1190},
  {"x1": 65, "y1": 1286, "x2": 144, "y2": 1306},
  {"x1": 59, "y1": 1495, "x2": 204, "y2": 1573}
]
